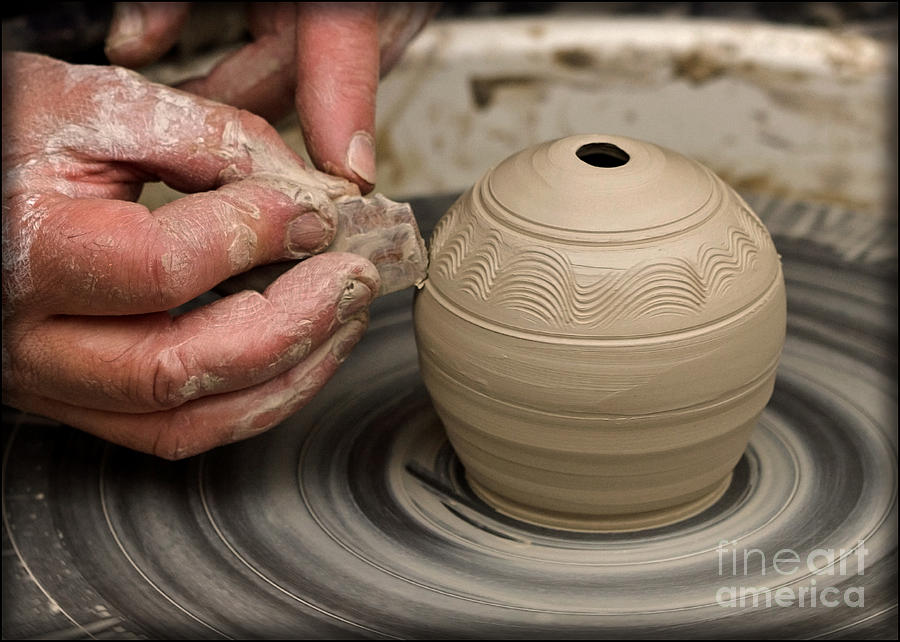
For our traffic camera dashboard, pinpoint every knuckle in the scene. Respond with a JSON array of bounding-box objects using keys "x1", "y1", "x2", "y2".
[
  {"x1": 236, "y1": 109, "x2": 274, "y2": 139},
  {"x1": 228, "y1": 290, "x2": 272, "y2": 322},
  {"x1": 142, "y1": 227, "x2": 195, "y2": 310},
  {"x1": 146, "y1": 348, "x2": 191, "y2": 410},
  {"x1": 152, "y1": 432, "x2": 182, "y2": 461},
  {"x1": 152, "y1": 410, "x2": 224, "y2": 461},
  {"x1": 151, "y1": 413, "x2": 195, "y2": 461}
]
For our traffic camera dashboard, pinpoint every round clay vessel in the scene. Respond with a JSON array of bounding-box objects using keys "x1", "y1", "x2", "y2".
[{"x1": 413, "y1": 134, "x2": 786, "y2": 532}]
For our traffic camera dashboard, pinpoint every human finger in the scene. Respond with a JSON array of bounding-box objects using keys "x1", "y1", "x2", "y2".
[
  {"x1": 18, "y1": 176, "x2": 341, "y2": 316},
  {"x1": 105, "y1": 2, "x2": 192, "y2": 68},
  {"x1": 177, "y1": 3, "x2": 297, "y2": 123},
  {"x1": 9, "y1": 315, "x2": 369, "y2": 459},
  {"x1": 6, "y1": 253, "x2": 379, "y2": 414},
  {"x1": 295, "y1": 2, "x2": 380, "y2": 193},
  {"x1": 177, "y1": 33, "x2": 296, "y2": 123},
  {"x1": 376, "y1": 2, "x2": 436, "y2": 75},
  {"x1": 5, "y1": 53, "x2": 353, "y2": 197}
]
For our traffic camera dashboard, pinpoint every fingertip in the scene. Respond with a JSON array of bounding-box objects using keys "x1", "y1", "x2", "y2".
[
  {"x1": 336, "y1": 276, "x2": 374, "y2": 323},
  {"x1": 295, "y1": 2, "x2": 379, "y2": 193},
  {"x1": 308, "y1": 251, "x2": 382, "y2": 290},
  {"x1": 286, "y1": 209, "x2": 335, "y2": 258},
  {"x1": 105, "y1": 2, "x2": 190, "y2": 68},
  {"x1": 105, "y1": 2, "x2": 144, "y2": 63},
  {"x1": 309, "y1": 131, "x2": 377, "y2": 194},
  {"x1": 260, "y1": 253, "x2": 380, "y2": 324},
  {"x1": 334, "y1": 252, "x2": 382, "y2": 296},
  {"x1": 346, "y1": 131, "x2": 376, "y2": 191},
  {"x1": 331, "y1": 315, "x2": 368, "y2": 362}
]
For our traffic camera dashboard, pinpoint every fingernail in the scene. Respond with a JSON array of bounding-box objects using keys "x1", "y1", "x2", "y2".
[
  {"x1": 347, "y1": 131, "x2": 376, "y2": 186},
  {"x1": 287, "y1": 211, "x2": 330, "y2": 257},
  {"x1": 332, "y1": 318, "x2": 367, "y2": 362},
  {"x1": 106, "y1": 3, "x2": 144, "y2": 50},
  {"x1": 336, "y1": 278, "x2": 374, "y2": 323}
]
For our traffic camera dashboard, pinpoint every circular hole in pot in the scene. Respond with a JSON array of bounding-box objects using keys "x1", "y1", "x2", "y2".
[{"x1": 576, "y1": 142, "x2": 630, "y2": 167}]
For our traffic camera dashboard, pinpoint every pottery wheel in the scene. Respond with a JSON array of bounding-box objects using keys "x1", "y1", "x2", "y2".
[{"x1": 3, "y1": 194, "x2": 896, "y2": 639}]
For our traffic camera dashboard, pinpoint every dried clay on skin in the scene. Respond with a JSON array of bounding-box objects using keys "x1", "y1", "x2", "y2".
[{"x1": 218, "y1": 193, "x2": 427, "y2": 297}]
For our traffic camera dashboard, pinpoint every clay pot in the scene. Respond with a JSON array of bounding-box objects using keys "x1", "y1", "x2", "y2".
[{"x1": 413, "y1": 134, "x2": 786, "y2": 532}]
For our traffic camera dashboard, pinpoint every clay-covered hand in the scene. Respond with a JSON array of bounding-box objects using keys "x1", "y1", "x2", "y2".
[
  {"x1": 1, "y1": 52, "x2": 380, "y2": 459},
  {"x1": 105, "y1": 2, "x2": 436, "y2": 193}
]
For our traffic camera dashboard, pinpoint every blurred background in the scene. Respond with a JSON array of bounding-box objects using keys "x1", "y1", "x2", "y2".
[{"x1": 4, "y1": 2, "x2": 897, "y2": 221}]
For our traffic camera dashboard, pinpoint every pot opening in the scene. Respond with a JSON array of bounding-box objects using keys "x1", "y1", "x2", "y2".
[{"x1": 576, "y1": 142, "x2": 629, "y2": 168}]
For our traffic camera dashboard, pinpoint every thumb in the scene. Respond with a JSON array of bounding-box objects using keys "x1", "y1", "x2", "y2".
[
  {"x1": 105, "y1": 2, "x2": 191, "y2": 68},
  {"x1": 295, "y1": 2, "x2": 379, "y2": 193}
]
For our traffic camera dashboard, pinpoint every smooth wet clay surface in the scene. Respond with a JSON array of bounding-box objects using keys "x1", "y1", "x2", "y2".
[{"x1": 414, "y1": 134, "x2": 787, "y2": 531}]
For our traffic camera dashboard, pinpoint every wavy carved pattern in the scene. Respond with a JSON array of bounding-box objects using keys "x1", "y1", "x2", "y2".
[
  {"x1": 692, "y1": 226, "x2": 762, "y2": 297},
  {"x1": 737, "y1": 205, "x2": 774, "y2": 251},
  {"x1": 430, "y1": 202, "x2": 771, "y2": 328},
  {"x1": 458, "y1": 230, "x2": 505, "y2": 300},
  {"x1": 428, "y1": 201, "x2": 461, "y2": 260},
  {"x1": 432, "y1": 214, "x2": 475, "y2": 281}
]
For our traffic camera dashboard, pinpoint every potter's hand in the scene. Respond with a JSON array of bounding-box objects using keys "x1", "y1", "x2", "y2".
[
  {"x1": 105, "y1": 2, "x2": 435, "y2": 193},
  {"x1": 2, "y1": 52, "x2": 380, "y2": 459}
]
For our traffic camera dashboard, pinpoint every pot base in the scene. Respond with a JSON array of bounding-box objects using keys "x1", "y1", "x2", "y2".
[{"x1": 467, "y1": 472, "x2": 733, "y2": 533}]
